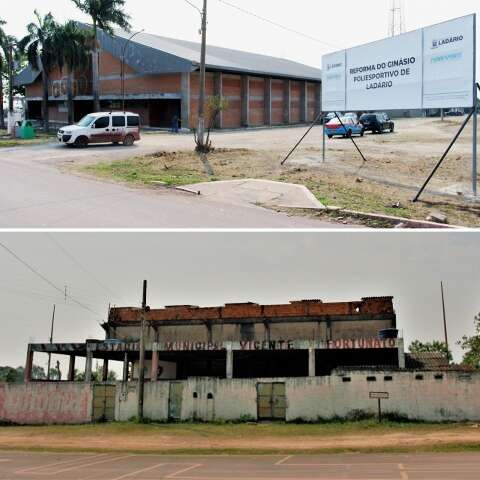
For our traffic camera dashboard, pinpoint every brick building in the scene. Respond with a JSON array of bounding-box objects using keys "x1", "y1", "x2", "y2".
[{"x1": 15, "y1": 25, "x2": 322, "y2": 129}]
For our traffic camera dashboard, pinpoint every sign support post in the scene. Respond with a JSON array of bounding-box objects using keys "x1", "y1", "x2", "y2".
[
  {"x1": 474, "y1": 102, "x2": 478, "y2": 197},
  {"x1": 370, "y1": 392, "x2": 389, "y2": 423}
]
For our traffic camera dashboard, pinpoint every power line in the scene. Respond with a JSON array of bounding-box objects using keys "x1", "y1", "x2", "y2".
[
  {"x1": 217, "y1": 0, "x2": 342, "y2": 50},
  {"x1": 184, "y1": 0, "x2": 203, "y2": 16},
  {"x1": 46, "y1": 234, "x2": 119, "y2": 300},
  {"x1": 0, "y1": 241, "x2": 104, "y2": 320}
]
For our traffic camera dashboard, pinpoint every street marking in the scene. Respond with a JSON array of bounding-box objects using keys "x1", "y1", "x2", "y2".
[
  {"x1": 398, "y1": 463, "x2": 409, "y2": 480},
  {"x1": 15, "y1": 454, "x2": 107, "y2": 474},
  {"x1": 108, "y1": 462, "x2": 166, "y2": 480},
  {"x1": 165, "y1": 464, "x2": 203, "y2": 478},
  {"x1": 45, "y1": 455, "x2": 131, "y2": 475},
  {"x1": 275, "y1": 455, "x2": 293, "y2": 465}
]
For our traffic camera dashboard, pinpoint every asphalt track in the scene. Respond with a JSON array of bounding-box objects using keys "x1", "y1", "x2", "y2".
[{"x1": 1, "y1": 452, "x2": 480, "y2": 480}]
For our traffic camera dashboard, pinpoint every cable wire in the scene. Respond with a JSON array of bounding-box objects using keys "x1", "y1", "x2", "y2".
[
  {"x1": 184, "y1": 0, "x2": 203, "y2": 15},
  {"x1": 217, "y1": 0, "x2": 342, "y2": 50},
  {"x1": 0, "y1": 241, "x2": 104, "y2": 320}
]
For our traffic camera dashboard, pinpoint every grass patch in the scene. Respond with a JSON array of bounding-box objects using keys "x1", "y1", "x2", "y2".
[{"x1": 0, "y1": 132, "x2": 56, "y2": 148}]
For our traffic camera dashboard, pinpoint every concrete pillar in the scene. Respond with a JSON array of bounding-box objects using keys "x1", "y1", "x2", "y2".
[
  {"x1": 241, "y1": 75, "x2": 250, "y2": 127},
  {"x1": 102, "y1": 358, "x2": 109, "y2": 382},
  {"x1": 301, "y1": 81, "x2": 308, "y2": 123},
  {"x1": 85, "y1": 349, "x2": 93, "y2": 383},
  {"x1": 180, "y1": 72, "x2": 190, "y2": 130},
  {"x1": 264, "y1": 78, "x2": 272, "y2": 126},
  {"x1": 151, "y1": 348, "x2": 159, "y2": 382},
  {"x1": 398, "y1": 338, "x2": 406, "y2": 369},
  {"x1": 315, "y1": 82, "x2": 322, "y2": 118},
  {"x1": 283, "y1": 80, "x2": 291, "y2": 125},
  {"x1": 226, "y1": 345, "x2": 233, "y2": 379},
  {"x1": 213, "y1": 72, "x2": 223, "y2": 129},
  {"x1": 68, "y1": 355, "x2": 76, "y2": 381},
  {"x1": 122, "y1": 352, "x2": 129, "y2": 382},
  {"x1": 24, "y1": 346, "x2": 33, "y2": 383},
  {"x1": 308, "y1": 348, "x2": 316, "y2": 377}
]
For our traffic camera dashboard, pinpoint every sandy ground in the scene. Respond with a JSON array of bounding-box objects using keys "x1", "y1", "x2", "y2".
[{"x1": 1, "y1": 425, "x2": 480, "y2": 453}]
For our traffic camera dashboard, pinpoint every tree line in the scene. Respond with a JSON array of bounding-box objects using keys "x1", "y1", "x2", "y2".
[{"x1": 0, "y1": 0, "x2": 131, "y2": 132}]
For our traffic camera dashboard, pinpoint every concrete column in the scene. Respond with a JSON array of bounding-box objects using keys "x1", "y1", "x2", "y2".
[
  {"x1": 315, "y1": 82, "x2": 322, "y2": 117},
  {"x1": 283, "y1": 80, "x2": 291, "y2": 125},
  {"x1": 241, "y1": 75, "x2": 250, "y2": 127},
  {"x1": 85, "y1": 349, "x2": 93, "y2": 383},
  {"x1": 68, "y1": 355, "x2": 76, "y2": 381},
  {"x1": 213, "y1": 72, "x2": 223, "y2": 129},
  {"x1": 308, "y1": 348, "x2": 316, "y2": 377},
  {"x1": 102, "y1": 358, "x2": 109, "y2": 382},
  {"x1": 264, "y1": 78, "x2": 272, "y2": 126},
  {"x1": 398, "y1": 338, "x2": 406, "y2": 369},
  {"x1": 226, "y1": 345, "x2": 233, "y2": 379},
  {"x1": 301, "y1": 81, "x2": 308, "y2": 123},
  {"x1": 122, "y1": 352, "x2": 129, "y2": 382},
  {"x1": 24, "y1": 346, "x2": 33, "y2": 383},
  {"x1": 151, "y1": 348, "x2": 159, "y2": 382},
  {"x1": 180, "y1": 72, "x2": 190, "y2": 130}
]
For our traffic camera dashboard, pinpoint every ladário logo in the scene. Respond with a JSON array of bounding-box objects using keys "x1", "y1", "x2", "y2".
[{"x1": 431, "y1": 35, "x2": 464, "y2": 50}]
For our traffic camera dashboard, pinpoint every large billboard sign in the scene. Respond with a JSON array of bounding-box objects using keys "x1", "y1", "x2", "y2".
[{"x1": 322, "y1": 14, "x2": 476, "y2": 112}]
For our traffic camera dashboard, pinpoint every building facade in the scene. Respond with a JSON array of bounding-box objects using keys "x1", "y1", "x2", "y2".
[{"x1": 15, "y1": 26, "x2": 322, "y2": 130}]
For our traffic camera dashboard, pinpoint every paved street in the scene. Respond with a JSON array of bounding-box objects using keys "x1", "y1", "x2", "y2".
[
  {"x1": 0, "y1": 136, "x2": 340, "y2": 228},
  {"x1": 1, "y1": 451, "x2": 480, "y2": 479}
]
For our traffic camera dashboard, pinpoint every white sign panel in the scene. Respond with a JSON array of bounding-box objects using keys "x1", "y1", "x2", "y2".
[
  {"x1": 322, "y1": 14, "x2": 476, "y2": 112},
  {"x1": 346, "y1": 30, "x2": 423, "y2": 111},
  {"x1": 423, "y1": 15, "x2": 476, "y2": 109},
  {"x1": 322, "y1": 51, "x2": 346, "y2": 112}
]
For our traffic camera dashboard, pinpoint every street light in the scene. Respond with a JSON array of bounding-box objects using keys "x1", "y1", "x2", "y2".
[{"x1": 121, "y1": 29, "x2": 145, "y2": 112}]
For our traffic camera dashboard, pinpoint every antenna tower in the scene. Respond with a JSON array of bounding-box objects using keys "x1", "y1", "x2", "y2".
[{"x1": 389, "y1": 0, "x2": 406, "y2": 37}]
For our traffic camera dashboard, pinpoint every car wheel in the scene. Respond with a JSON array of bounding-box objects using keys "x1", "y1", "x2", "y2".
[
  {"x1": 346, "y1": 130, "x2": 352, "y2": 138},
  {"x1": 360, "y1": 130, "x2": 364, "y2": 137},
  {"x1": 328, "y1": 135, "x2": 333, "y2": 139},
  {"x1": 390, "y1": 125, "x2": 395, "y2": 133},
  {"x1": 123, "y1": 135, "x2": 135, "y2": 147},
  {"x1": 74, "y1": 136, "x2": 88, "y2": 148}
]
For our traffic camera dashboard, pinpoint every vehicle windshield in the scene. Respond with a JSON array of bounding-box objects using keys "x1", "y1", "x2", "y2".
[
  {"x1": 76, "y1": 115, "x2": 95, "y2": 127},
  {"x1": 361, "y1": 115, "x2": 376, "y2": 121}
]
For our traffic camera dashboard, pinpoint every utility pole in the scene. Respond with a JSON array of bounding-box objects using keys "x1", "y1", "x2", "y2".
[
  {"x1": 46, "y1": 305, "x2": 56, "y2": 381},
  {"x1": 137, "y1": 280, "x2": 147, "y2": 422},
  {"x1": 440, "y1": 282, "x2": 450, "y2": 362},
  {"x1": 197, "y1": 0, "x2": 208, "y2": 149},
  {"x1": 7, "y1": 43, "x2": 15, "y2": 136}
]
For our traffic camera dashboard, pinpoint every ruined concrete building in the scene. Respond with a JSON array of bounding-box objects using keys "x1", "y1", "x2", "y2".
[{"x1": 2, "y1": 296, "x2": 478, "y2": 425}]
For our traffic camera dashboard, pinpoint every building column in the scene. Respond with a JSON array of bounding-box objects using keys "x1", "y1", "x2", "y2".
[
  {"x1": 398, "y1": 338, "x2": 406, "y2": 369},
  {"x1": 85, "y1": 349, "x2": 93, "y2": 383},
  {"x1": 68, "y1": 355, "x2": 76, "y2": 381},
  {"x1": 102, "y1": 358, "x2": 109, "y2": 382},
  {"x1": 180, "y1": 72, "x2": 190, "y2": 130},
  {"x1": 214, "y1": 72, "x2": 223, "y2": 129},
  {"x1": 241, "y1": 75, "x2": 250, "y2": 127},
  {"x1": 301, "y1": 81, "x2": 308, "y2": 123},
  {"x1": 264, "y1": 78, "x2": 272, "y2": 126},
  {"x1": 123, "y1": 352, "x2": 129, "y2": 382},
  {"x1": 283, "y1": 80, "x2": 291, "y2": 125},
  {"x1": 315, "y1": 83, "x2": 322, "y2": 118},
  {"x1": 308, "y1": 348, "x2": 316, "y2": 377},
  {"x1": 151, "y1": 347, "x2": 159, "y2": 382},
  {"x1": 226, "y1": 345, "x2": 233, "y2": 379},
  {"x1": 24, "y1": 346, "x2": 34, "y2": 383}
]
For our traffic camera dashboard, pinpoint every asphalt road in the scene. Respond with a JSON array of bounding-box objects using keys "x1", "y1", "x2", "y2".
[
  {"x1": 1, "y1": 452, "x2": 480, "y2": 479},
  {"x1": 0, "y1": 140, "x2": 339, "y2": 228}
]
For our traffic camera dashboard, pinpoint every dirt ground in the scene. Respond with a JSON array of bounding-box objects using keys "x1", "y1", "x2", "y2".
[
  {"x1": 79, "y1": 117, "x2": 480, "y2": 227},
  {"x1": 1, "y1": 423, "x2": 480, "y2": 454}
]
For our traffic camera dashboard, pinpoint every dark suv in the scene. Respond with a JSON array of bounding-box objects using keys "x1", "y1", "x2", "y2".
[{"x1": 359, "y1": 113, "x2": 394, "y2": 134}]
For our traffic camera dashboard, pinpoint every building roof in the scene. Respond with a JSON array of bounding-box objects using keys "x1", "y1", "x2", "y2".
[
  {"x1": 15, "y1": 24, "x2": 323, "y2": 87},
  {"x1": 405, "y1": 352, "x2": 450, "y2": 370}
]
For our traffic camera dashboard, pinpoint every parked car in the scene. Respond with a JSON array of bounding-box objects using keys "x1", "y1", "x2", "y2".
[
  {"x1": 445, "y1": 109, "x2": 464, "y2": 117},
  {"x1": 57, "y1": 111, "x2": 141, "y2": 147},
  {"x1": 344, "y1": 112, "x2": 358, "y2": 122},
  {"x1": 325, "y1": 117, "x2": 365, "y2": 138},
  {"x1": 323, "y1": 112, "x2": 339, "y2": 124},
  {"x1": 359, "y1": 113, "x2": 394, "y2": 134}
]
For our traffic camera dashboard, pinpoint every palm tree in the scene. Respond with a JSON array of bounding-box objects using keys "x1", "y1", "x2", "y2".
[
  {"x1": 71, "y1": 0, "x2": 131, "y2": 112},
  {"x1": 55, "y1": 21, "x2": 93, "y2": 124},
  {"x1": 18, "y1": 11, "x2": 59, "y2": 133},
  {"x1": 0, "y1": 18, "x2": 8, "y2": 130}
]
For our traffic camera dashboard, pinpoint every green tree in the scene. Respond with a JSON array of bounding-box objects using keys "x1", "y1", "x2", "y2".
[
  {"x1": 74, "y1": 365, "x2": 117, "y2": 382},
  {"x1": 54, "y1": 21, "x2": 93, "y2": 124},
  {"x1": 71, "y1": 0, "x2": 131, "y2": 112},
  {"x1": 458, "y1": 313, "x2": 480, "y2": 369},
  {"x1": 18, "y1": 10, "x2": 59, "y2": 133},
  {"x1": 409, "y1": 340, "x2": 452, "y2": 362}
]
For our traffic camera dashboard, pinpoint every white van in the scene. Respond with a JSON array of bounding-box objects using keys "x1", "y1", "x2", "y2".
[{"x1": 57, "y1": 111, "x2": 141, "y2": 147}]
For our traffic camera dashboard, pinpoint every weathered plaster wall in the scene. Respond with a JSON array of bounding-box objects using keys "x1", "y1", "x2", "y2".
[{"x1": 0, "y1": 383, "x2": 93, "y2": 425}]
